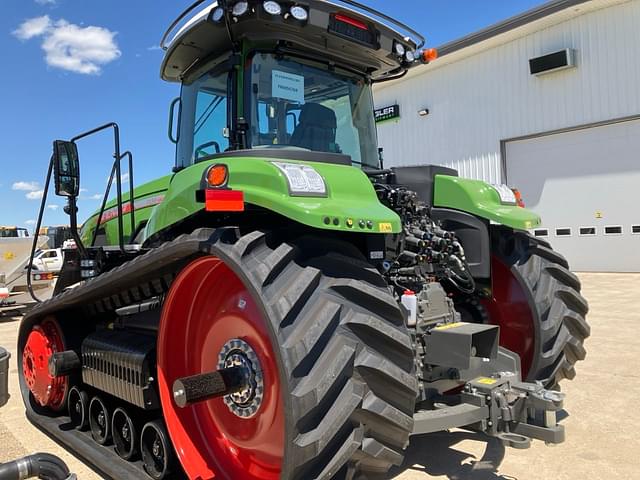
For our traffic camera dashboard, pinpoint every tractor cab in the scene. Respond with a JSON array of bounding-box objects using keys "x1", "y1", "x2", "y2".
[{"x1": 162, "y1": 0, "x2": 430, "y2": 170}]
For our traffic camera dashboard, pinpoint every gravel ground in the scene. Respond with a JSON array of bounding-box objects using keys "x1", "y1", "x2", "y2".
[{"x1": 0, "y1": 273, "x2": 637, "y2": 479}]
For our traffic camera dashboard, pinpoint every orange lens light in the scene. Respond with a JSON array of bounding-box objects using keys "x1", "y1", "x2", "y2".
[
  {"x1": 206, "y1": 164, "x2": 228, "y2": 187},
  {"x1": 422, "y1": 48, "x2": 439, "y2": 63}
]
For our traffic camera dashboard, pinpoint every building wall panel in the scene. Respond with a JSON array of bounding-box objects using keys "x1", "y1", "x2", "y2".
[{"x1": 373, "y1": 0, "x2": 640, "y2": 184}]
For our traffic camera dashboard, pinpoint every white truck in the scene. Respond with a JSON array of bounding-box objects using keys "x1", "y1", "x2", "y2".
[{"x1": 31, "y1": 248, "x2": 64, "y2": 273}]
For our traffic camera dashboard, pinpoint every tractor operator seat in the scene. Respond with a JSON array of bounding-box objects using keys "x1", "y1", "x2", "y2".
[{"x1": 290, "y1": 103, "x2": 338, "y2": 153}]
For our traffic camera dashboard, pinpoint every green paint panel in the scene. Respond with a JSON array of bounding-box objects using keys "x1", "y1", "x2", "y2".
[
  {"x1": 144, "y1": 157, "x2": 401, "y2": 240},
  {"x1": 433, "y1": 175, "x2": 541, "y2": 230},
  {"x1": 80, "y1": 175, "x2": 171, "y2": 245}
]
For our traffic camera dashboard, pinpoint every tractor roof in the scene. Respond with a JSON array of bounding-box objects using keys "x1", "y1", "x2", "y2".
[{"x1": 160, "y1": 0, "x2": 425, "y2": 84}]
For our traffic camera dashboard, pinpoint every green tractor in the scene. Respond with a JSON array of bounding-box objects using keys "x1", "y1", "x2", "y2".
[{"x1": 20, "y1": 1, "x2": 589, "y2": 479}]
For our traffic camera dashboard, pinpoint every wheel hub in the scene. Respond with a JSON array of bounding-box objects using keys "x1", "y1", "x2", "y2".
[
  {"x1": 22, "y1": 318, "x2": 67, "y2": 410},
  {"x1": 217, "y1": 339, "x2": 263, "y2": 418}
]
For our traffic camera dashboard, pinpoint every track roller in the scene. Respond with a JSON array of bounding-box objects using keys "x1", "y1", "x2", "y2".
[
  {"x1": 112, "y1": 407, "x2": 139, "y2": 461},
  {"x1": 140, "y1": 420, "x2": 174, "y2": 480},
  {"x1": 88, "y1": 396, "x2": 111, "y2": 445},
  {"x1": 67, "y1": 387, "x2": 89, "y2": 431}
]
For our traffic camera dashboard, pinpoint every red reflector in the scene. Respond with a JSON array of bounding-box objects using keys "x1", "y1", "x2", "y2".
[
  {"x1": 334, "y1": 13, "x2": 368, "y2": 31},
  {"x1": 205, "y1": 189, "x2": 245, "y2": 212}
]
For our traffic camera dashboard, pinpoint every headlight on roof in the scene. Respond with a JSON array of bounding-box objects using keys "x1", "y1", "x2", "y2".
[
  {"x1": 491, "y1": 184, "x2": 517, "y2": 205},
  {"x1": 273, "y1": 162, "x2": 327, "y2": 197}
]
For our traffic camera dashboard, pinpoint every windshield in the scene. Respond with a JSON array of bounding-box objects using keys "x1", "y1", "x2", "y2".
[{"x1": 248, "y1": 53, "x2": 380, "y2": 168}]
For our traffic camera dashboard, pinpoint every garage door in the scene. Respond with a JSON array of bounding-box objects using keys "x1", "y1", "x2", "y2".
[{"x1": 505, "y1": 118, "x2": 640, "y2": 272}]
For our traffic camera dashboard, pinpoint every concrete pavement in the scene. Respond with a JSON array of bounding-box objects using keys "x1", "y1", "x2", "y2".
[{"x1": 0, "y1": 273, "x2": 637, "y2": 479}]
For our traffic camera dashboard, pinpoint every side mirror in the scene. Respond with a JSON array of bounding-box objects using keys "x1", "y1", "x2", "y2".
[{"x1": 53, "y1": 140, "x2": 80, "y2": 197}]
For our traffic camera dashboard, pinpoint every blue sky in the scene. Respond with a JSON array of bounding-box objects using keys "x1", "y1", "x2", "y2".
[{"x1": 0, "y1": 0, "x2": 545, "y2": 229}]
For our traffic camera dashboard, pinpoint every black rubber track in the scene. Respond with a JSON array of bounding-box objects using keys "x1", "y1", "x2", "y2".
[
  {"x1": 212, "y1": 231, "x2": 418, "y2": 479},
  {"x1": 492, "y1": 226, "x2": 590, "y2": 388}
]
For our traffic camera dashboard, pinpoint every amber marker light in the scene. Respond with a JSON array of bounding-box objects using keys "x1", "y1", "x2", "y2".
[
  {"x1": 206, "y1": 164, "x2": 229, "y2": 187},
  {"x1": 422, "y1": 48, "x2": 439, "y2": 63}
]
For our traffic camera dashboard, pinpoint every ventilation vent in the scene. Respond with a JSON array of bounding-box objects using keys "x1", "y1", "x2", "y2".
[
  {"x1": 579, "y1": 227, "x2": 596, "y2": 236},
  {"x1": 530, "y1": 49, "x2": 576, "y2": 76},
  {"x1": 533, "y1": 229, "x2": 548, "y2": 237},
  {"x1": 632, "y1": 225, "x2": 640, "y2": 235},
  {"x1": 555, "y1": 228, "x2": 572, "y2": 237},
  {"x1": 604, "y1": 226, "x2": 623, "y2": 235}
]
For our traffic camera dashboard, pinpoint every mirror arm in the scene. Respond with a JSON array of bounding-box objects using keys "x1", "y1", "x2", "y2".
[{"x1": 66, "y1": 196, "x2": 87, "y2": 259}]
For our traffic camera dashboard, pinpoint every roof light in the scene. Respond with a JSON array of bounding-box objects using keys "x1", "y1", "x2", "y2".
[
  {"x1": 232, "y1": 1, "x2": 249, "y2": 17},
  {"x1": 211, "y1": 6, "x2": 225, "y2": 22},
  {"x1": 263, "y1": 1, "x2": 282, "y2": 15},
  {"x1": 422, "y1": 48, "x2": 439, "y2": 63},
  {"x1": 394, "y1": 42, "x2": 406, "y2": 57},
  {"x1": 404, "y1": 50, "x2": 416, "y2": 63},
  {"x1": 334, "y1": 13, "x2": 368, "y2": 31},
  {"x1": 290, "y1": 5, "x2": 308, "y2": 22},
  {"x1": 273, "y1": 162, "x2": 327, "y2": 197}
]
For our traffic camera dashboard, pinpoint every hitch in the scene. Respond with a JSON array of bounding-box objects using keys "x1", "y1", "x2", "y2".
[{"x1": 413, "y1": 373, "x2": 566, "y2": 449}]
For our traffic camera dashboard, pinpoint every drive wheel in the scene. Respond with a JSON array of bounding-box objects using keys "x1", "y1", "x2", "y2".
[
  {"x1": 158, "y1": 230, "x2": 417, "y2": 480},
  {"x1": 484, "y1": 227, "x2": 590, "y2": 388}
]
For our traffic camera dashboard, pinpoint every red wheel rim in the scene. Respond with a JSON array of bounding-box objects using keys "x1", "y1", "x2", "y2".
[
  {"x1": 22, "y1": 317, "x2": 67, "y2": 410},
  {"x1": 481, "y1": 255, "x2": 536, "y2": 379},
  {"x1": 158, "y1": 257, "x2": 284, "y2": 480}
]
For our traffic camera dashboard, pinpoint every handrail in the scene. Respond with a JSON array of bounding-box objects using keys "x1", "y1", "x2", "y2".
[
  {"x1": 92, "y1": 151, "x2": 135, "y2": 248},
  {"x1": 159, "y1": 0, "x2": 424, "y2": 51}
]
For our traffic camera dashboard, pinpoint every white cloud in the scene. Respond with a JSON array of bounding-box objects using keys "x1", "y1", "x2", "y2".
[
  {"x1": 147, "y1": 45, "x2": 162, "y2": 51},
  {"x1": 89, "y1": 194, "x2": 102, "y2": 200},
  {"x1": 12, "y1": 181, "x2": 40, "y2": 191},
  {"x1": 46, "y1": 204, "x2": 59, "y2": 210},
  {"x1": 79, "y1": 187, "x2": 88, "y2": 193},
  {"x1": 13, "y1": 16, "x2": 121, "y2": 75},
  {"x1": 26, "y1": 190, "x2": 44, "y2": 200},
  {"x1": 25, "y1": 219, "x2": 36, "y2": 226},
  {"x1": 13, "y1": 16, "x2": 51, "y2": 40},
  {"x1": 35, "y1": 0, "x2": 57, "y2": 5}
]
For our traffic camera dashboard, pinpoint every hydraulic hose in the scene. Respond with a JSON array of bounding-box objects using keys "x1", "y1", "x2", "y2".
[{"x1": 0, "y1": 453, "x2": 75, "y2": 480}]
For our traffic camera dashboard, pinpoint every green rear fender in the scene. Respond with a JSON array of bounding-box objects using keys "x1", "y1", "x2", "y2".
[
  {"x1": 143, "y1": 157, "x2": 401, "y2": 241},
  {"x1": 433, "y1": 175, "x2": 541, "y2": 230}
]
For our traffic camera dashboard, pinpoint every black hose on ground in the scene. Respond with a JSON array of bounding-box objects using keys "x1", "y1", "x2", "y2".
[{"x1": 0, "y1": 453, "x2": 75, "y2": 480}]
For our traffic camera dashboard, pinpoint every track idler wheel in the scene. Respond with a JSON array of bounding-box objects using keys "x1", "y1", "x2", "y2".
[
  {"x1": 88, "y1": 396, "x2": 111, "y2": 445},
  {"x1": 67, "y1": 386, "x2": 89, "y2": 431},
  {"x1": 22, "y1": 317, "x2": 68, "y2": 411},
  {"x1": 140, "y1": 420, "x2": 175, "y2": 480},
  {"x1": 112, "y1": 407, "x2": 139, "y2": 461}
]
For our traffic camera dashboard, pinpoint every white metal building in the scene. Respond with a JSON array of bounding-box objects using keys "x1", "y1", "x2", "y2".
[{"x1": 373, "y1": 0, "x2": 640, "y2": 272}]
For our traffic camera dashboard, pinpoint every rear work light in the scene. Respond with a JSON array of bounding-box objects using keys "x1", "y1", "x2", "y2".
[
  {"x1": 289, "y1": 5, "x2": 308, "y2": 21},
  {"x1": 263, "y1": 1, "x2": 282, "y2": 15}
]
